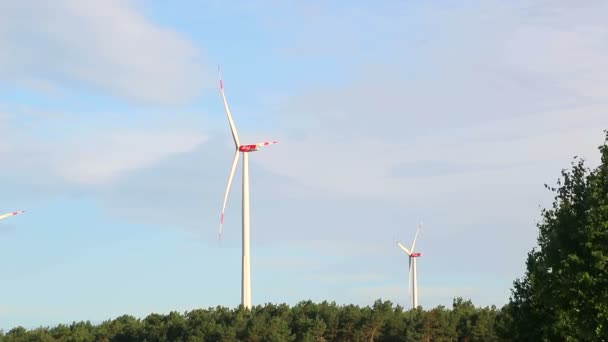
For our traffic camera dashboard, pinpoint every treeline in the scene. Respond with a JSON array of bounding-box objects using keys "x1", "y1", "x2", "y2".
[{"x1": 1, "y1": 298, "x2": 508, "y2": 341}]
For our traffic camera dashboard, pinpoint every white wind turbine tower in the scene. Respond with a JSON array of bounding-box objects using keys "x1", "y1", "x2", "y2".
[
  {"x1": 218, "y1": 66, "x2": 277, "y2": 310},
  {"x1": 0, "y1": 210, "x2": 25, "y2": 222},
  {"x1": 395, "y1": 222, "x2": 422, "y2": 309}
]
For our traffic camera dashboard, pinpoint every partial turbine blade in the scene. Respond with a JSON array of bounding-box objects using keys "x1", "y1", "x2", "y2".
[
  {"x1": 410, "y1": 223, "x2": 422, "y2": 252},
  {"x1": 255, "y1": 140, "x2": 278, "y2": 149},
  {"x1": 219, "y1": 151, "x2": 240, "y2": 240},
  {"x1": 0, "y1": 210, "x2": 25, "y2": 221},
  {"x1": 218, "y1": 65, "x2": 241, "y2": 147},
  {"x1": 396, "y1": 241, "x2": 411, "y2": 255}
]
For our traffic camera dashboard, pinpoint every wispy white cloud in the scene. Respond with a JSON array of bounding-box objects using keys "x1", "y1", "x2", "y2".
[
  {"x1": 0, "y1": 0, "x2": 208, "y2": 104},
  {"x1": 256, "y1": 0, "x2": 608, "y2": 206},
  {"x1": 0, "y1": 112, "x2": 208, "y2": 192},
  {"x1": 56, "y1": 131, "x2": 208, "y2": 185}
]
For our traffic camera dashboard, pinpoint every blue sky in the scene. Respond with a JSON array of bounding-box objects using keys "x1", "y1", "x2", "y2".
[{"x1": 1, "y1": 0, "x2": 608, "y2": 329}]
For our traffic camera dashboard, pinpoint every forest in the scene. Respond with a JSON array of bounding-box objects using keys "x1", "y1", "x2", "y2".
[
  {"x1": 0, "y1": 298, "x2": 504, "y2": 341},
  {"x1": 2, "y1": 132, "x2": 607, "y2": 341}
]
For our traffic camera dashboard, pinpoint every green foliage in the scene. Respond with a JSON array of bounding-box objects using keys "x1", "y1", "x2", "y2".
[
  {"x1": 0, "y1": 300, "x2": 501, "y2": 341},
  {"x1": 504, "y1": 131, "x2": 608, "y2": 340}
]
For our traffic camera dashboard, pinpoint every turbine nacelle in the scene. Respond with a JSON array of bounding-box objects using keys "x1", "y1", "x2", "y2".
[
  {"x1": 239, "y1": 145, "x2": 260, "y2": 152},
  {"x1": 238, "y1": 141, "x2": 278, "y2": 153},
  {"x1": 410, "y1": 252, "x2": 422, "y2": 257}
]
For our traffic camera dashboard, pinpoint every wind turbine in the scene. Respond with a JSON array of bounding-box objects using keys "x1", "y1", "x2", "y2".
[
  {"x1": 218, "y1": 66, "x2": 277, "y2": 309},
  {"x1": 395, "y1": 222, "x2": 422, "y2": 309},
  {"x1": 0, "y1": 210, "x2": 25, "y2": 222}
]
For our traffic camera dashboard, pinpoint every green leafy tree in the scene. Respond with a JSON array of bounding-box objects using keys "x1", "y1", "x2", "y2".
[
  {"x1": 335, "y1": 304, "x2": 365, "y2": 342},
  {"x1": 505, "y1": 131, "x2": 608, "y2": 340},
  {"x1": 363, "y1": 300, "x2": 392, "y2": 341},
  {"x1": 420, "y1": 305, "x2": 454, "y2": 341},
  {"x1": 452, "y1": 297, "x2": 475, "y2": 341},
  {"x1": 3, "y1": 327, "x2": 28, "y2": 342},
  {"x1": 377, "y1": 303, "x2": 408, "y2": 342},
  {"x1": 470, "y1": 306, "x2": 498, "y2": 342},
  {"x1": 289, "y1": 300, "x2": 327, "y2": 342},
  {"x1": 186, "y1": 308, "x2": 223, "y2": 341},
  {"x1": 316, "y1": 301, "x2": 340, "y2": 341},
  {"x1": 0, "y1": 296, "x2": 511, "y2": 340},
  {"x1": 68, "y1": 321, "x2": 96, "y2": 342}
]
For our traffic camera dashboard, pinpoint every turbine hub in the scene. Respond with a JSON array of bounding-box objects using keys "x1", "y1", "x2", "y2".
[{"x1": 410, "y1": 252, "x2": 422, "y2": 257}]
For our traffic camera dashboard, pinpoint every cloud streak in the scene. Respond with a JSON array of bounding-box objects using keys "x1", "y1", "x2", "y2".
[
  {"x1": 56, "y1": 131, "x2": 208, "y2": 186},
  {"x1": 0, "y1": 0, "x2": 208, "y2": 104}
]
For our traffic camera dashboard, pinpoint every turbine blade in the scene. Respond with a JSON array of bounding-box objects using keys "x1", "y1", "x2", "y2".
[
  {"x1": 218, "y1": 65, "x2": 241, "y2": 147},
  {"x1": 255, "y1": 140, "x2": 278, "y2": 148},
  {"x1": 0, "y1": 210, "x2": 25, "y2": 221},
  {"x1": 219, "y1": 151, "x2": 240, "y2": 240},
  {"x1": 410, "y1": 224, "x2": 421, "y2": 252},
  {"x1": 396, "y1": 241, "x2": 411, "y2": 255}
]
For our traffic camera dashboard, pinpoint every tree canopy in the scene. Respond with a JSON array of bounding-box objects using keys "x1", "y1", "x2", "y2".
[
  {"x1": 0, "y1": 299, "x2": 501, "y2": 342},
  {"x1": 504, "y1": 131, "x2": 608, "y2": 340}
]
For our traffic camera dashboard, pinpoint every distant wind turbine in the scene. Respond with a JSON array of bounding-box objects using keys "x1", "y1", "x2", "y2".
[
  {"x1": 217, "y1": 66, "x2": 277, "y2": 309},
  {"x1": 396, "y1": 222, "x2": 423, "y2": 309},
  {"x1": 0, "y1": 210, "x2": 25, "y2": 222}
]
